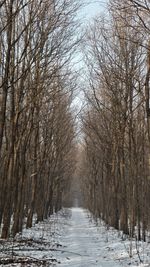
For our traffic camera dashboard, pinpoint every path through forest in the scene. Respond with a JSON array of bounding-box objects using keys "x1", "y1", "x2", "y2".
[
  {"x1": 0, "y1": 207, "x2": 149, "y2": 266},
  {"x1": 53, "y1": 208, "x2": 150, "y2": 267},
  {"x1": 53, "y1": 207, "x2": 122, "y2": 266}
]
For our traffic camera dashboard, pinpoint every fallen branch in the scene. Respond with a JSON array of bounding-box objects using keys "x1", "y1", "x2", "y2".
[
  {"x1": 0, "y1": 255, "x2": 59, "y2": 265},
  {"x1": 0, "y1": 247, "x2": 88, "y2": 257},
  {"x1": 0, "y1": 257, "x2": 46, "y2": 265}
]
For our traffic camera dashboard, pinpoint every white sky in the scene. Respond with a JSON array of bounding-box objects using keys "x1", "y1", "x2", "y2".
[
  {"x1": 72, "y1": 0, "x2": 108, "y2": 113},
  {"x1": 79, "y1": 0, "x2": 108, "y2": 21}
]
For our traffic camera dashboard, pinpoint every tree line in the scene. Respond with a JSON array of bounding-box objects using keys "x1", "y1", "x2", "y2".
[
  {"x1": 1, "y1": 0, "x2": 150, "y2": 243},
  {"x1": 80, "y1": 0, "x2": 150, "y2": 242},
  {"x1": 0, "y1": 0, "x2": 79, "y2": 239}
]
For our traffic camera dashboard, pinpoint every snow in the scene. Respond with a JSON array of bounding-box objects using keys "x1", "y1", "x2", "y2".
[
  {"x1": 0, "y1": 207, "x2": 150, "y2": 266},
  {"x1": 52, "y1": 207, "x2": 121, "y2": 266},
  {"x1": 52, "y1": 208, "x2": 150, "y2": 267}
]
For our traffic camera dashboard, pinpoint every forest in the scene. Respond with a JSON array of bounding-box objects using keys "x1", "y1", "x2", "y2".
[
  {"x1": 0, "y1": 0, "x2": 150, "y2": 258},
  {"x1": 0, "y1": 0, "x2": 79, "y2": 239},
  {"x1": 80, "y1": 0, "x2": 150, "y2": 242}
]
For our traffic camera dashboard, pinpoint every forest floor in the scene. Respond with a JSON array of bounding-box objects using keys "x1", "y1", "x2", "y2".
[{"x1": 0, "y1": 207, "x2": 150, "y2": 267}]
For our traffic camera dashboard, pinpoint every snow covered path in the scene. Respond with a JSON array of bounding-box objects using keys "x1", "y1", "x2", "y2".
[
  {"x1": 53, "y1": 207, "x2": 122, "y2": 266},
  {"x1": 0, "y1": 207, "x2": 149, "y2": 266}
]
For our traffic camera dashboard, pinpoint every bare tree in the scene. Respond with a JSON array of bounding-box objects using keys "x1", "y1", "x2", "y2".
[
  {"x1": 0, "y1": 0, "x2": 80, "y2": 238},
  {"x1": 79, "y1": 3, "x2": 150, "y2": 242}
]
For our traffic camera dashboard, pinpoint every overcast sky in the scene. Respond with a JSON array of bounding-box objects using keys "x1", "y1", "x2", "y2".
[
  {"x1": 72, "y1": 0, "x2": 108, "y2": 110},
  {"x1": 80, "y1": 0, "x2": 108, "y2": 21}
]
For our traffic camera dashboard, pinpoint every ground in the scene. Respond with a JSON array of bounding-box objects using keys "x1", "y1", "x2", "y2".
[{"x1": 0, "y1": 207, "x2": 150, "y2": 266}]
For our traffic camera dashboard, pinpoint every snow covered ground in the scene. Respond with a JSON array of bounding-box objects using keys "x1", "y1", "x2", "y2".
[
  {"x1": 0, "y1": 207, "x2": 150, "y2": 266},
  {"x1": 52, "y1": 208, "x2": 150, "y2": 267}
]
